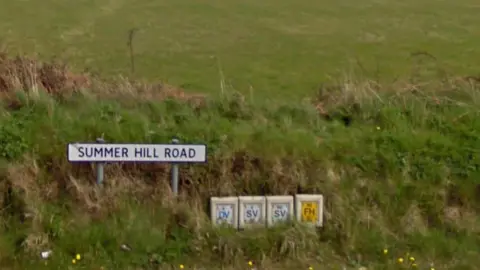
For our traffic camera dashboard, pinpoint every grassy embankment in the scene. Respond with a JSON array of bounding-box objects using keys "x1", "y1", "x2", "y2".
[
  {"x1": 0, "y1": 0, "x2": 480, "y2": 268},
  {"x1": 0, "y1": 55, "x2": 479, "y2": 270}
]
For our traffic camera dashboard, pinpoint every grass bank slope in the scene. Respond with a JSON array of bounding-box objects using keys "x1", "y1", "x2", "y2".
[{"x1": 0, "y1": 57, "x2": 479, "y2": 270}]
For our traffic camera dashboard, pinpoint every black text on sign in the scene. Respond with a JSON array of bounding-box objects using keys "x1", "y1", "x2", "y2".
[{"x1": 67, "y1": 143, "x2": 207, "y2": 163}]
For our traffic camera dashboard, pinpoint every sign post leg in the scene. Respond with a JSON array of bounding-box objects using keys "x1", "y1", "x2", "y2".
[
  {"x1": 171, "y1": 138, "x2": 179, "y2": 196},
  {"x1": 96, "y1": 138, "x2": 105, "y2": 187}
]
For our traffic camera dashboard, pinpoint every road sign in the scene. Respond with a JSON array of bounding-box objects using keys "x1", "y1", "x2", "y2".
[
  {"x1": 266, "y1": 196, "x2": 294, "y2": 227},
  {"x1": 244, "y1": 204, "x2": 261, "y2": 222},
  {"x1": 295, "y1": 194, "x2": 324, "y2": 227},
  {"x1": 238, "y1": 196, "x2": 266, "y2": 228},
  {"x1": 271, "y1": 203, "x2": 290, "y2": 223},
  {"x1": 215, "y1": 204, "x2": 235, "y2": 224},
  {"x1": 67, "y1": 143, "x2": 207, "y2": 163},
  {"x1": 215, "y1": 204, "x2": 235, "y2": 225},
  {"x1": 301, "y1": 201, "x2": 318, "y2": 222},
  {"x1": 210, "y1": 197, "x2": 239, "y2": 229}
]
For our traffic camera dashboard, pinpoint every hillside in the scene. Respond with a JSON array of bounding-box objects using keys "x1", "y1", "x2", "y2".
[
  {"x1": 1, "y1": 0, "x2": 480, "y2": 268},
  {"x1": 0, "y1": 55, "x2": 479, "y2": 269}
]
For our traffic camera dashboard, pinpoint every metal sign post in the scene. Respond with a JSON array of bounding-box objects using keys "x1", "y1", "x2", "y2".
[
  {"x1": 96, "y1": 138, "x2": 105, "y2": 186},
  {"x1": 171, "y1": 138, "x2": 180, "y2": 196}
]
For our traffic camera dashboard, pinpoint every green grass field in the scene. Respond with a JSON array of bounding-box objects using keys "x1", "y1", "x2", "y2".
[
  {"x1": 1, "y1": 0, "x2": 480, "y2": 100},
  {"x1": 0, "y1": 0, "x2": 480, "y2": 269}
]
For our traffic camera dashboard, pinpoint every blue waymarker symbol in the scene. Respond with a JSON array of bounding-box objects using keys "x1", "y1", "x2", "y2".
[
  {"x1": 216, "y1": 204, "x2": 233, "y2": 225},
  {"x1": 219, "y1": 211, "x2": 230, "y2": 219}
]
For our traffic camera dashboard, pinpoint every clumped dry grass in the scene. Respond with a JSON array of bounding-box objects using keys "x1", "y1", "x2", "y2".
[
  {"x1": 0, "y1": 55, "x2": 479, "y2": 270},
  {"x1": 0, "y1": 52, "x2": 206, "y2": 105}
]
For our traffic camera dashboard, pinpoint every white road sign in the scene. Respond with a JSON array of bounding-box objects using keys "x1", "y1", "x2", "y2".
[{"x1": 67, "y1": 143, "x2": 207, "y2": 163}]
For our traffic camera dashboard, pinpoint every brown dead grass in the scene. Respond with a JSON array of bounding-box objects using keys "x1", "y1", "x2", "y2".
[
  {"x1": 5, "y1": 150, "x2": 478, "y2": 265},
  {"x1": 0, "y1": 53, "x2": 206, "y2": 107},
  {"x1": 2, "y1": 148, "x2": 332, "y2": 262},
  {"x1": 2, "y1": 53, "x2": 477, "y2": 118},
  {"x1": 312, "y1": 75, "x2": 480, "y2": 117}
]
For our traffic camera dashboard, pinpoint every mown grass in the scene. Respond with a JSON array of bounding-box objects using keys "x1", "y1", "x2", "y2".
[
  {"x1": 0, "y1": 67, "x2": 479, "y2": 269},
  {"x1": 1, "y1": 0, "x2": 480, "y2": 100}
]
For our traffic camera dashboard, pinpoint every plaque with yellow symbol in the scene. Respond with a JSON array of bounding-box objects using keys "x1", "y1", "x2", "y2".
[{"x1": 301, "y1": 201, "x2": 318, "y2": 223}]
